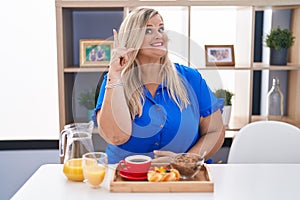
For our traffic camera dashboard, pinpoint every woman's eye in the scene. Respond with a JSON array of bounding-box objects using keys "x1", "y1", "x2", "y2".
[
  {"x1": 145, "y1": 28, "x2": 152, "y2": 34},
  {"x1": 145, "y1": 27, "x2": 164, "y2": 34},
  {"x1": 158, "y1": 27, "x2": 164, "y2": 33}
]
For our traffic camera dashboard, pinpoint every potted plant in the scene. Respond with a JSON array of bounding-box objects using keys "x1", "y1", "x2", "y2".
[
  {"x1": 214, "y1": 89, "x2": 234, "y2": 126},
  {"x1": 265, "y1": 27, "x2": 295, "y2": 65},
  {"x1": 78, "y1": 88, "x2": 96, "y2": 120}
]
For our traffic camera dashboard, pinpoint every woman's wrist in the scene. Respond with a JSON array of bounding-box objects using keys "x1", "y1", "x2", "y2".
[
  {"x1": 105, "y1": 79, "x2": 123, "y2": 89},
  {"x1": 107, "y1": 77, "x2": 121, "y2": 83},
  {"x1": 107, "y1": 71, "x2": 121, "y2": 82},
  {"x1": 106, "y1": 71, "x2": 122, "y2": 88}
]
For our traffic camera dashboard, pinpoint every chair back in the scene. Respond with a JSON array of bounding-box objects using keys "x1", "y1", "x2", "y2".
[{"x1": 227, "y1": 121, "x2": 300, "y2": 163}]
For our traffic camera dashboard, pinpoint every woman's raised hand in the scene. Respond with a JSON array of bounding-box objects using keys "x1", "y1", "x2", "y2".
[{"x1": 108, "y1": 29, "x2": 134, "y2": 79}]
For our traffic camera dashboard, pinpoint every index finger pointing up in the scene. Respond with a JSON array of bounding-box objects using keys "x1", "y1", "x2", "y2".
[{"x1": 113, "y1": 29, "x2": 119, "y2": 48}]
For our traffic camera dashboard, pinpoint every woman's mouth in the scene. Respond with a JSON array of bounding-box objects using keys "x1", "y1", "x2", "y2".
[{"x1": 151, "y1": 42, "x2": 163, "y2": 47}]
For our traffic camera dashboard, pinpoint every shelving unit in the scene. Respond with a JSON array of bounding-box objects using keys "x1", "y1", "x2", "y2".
[
  {"x1": 253, "y1": 62, "x2": 300, "y2": 71},
  {"x1": 55, "y1": 0, "x2": 300, "y2": 134}
]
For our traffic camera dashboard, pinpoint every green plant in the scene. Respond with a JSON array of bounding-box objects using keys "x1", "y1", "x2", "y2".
[
  {"x1": 265, "y1": 27, "x2": 295, "y2": 50},
  {"x1": 78, "y1": 88, "x2": 96, "y2": 110},
  {"x1": 214, "y1": 89, "x2": 234, "y2": 106}
]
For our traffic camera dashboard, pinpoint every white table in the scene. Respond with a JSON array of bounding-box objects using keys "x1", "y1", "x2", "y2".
[{"x1": 11, "y1": 164, "x2": 300, "y2": 200}]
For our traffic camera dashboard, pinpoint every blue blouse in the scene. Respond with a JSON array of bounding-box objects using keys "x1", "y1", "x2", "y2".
[{"x1": 95, "y1": 63, "x2": 221, "y2": 163}]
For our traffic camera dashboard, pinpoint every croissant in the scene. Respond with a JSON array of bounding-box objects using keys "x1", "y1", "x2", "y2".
[{"x1": 147, "y1": 167, "x2": 180, "y2": 182}]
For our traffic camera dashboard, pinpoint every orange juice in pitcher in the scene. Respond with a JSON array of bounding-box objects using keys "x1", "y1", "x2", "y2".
[
  {"x1": 59, "y1": 121, "x2": 95, "y2": 181},
  {"x1": 63, "y1": 158, "x2": 84, "y2": 181}
]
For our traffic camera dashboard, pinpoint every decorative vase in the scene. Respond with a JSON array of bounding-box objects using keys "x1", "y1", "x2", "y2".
[
  {"x1": 222, "y1": 105, "x2": 232, "y2": 126},
  {"x1": 270, "y1": 48, "x2": 288, "y2": 66}
]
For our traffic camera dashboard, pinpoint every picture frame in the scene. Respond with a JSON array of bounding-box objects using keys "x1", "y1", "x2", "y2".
[
  {"x1": 204, "y1": 45, "x2": 235, "y2": 66},
  {"x1": 79, "y1": 39, "x2": 113, "y2": 67}
]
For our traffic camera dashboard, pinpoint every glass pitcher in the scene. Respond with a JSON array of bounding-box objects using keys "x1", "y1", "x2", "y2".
[{"x1": 59, "y1": 121, "x2": 95, "y2": 181}]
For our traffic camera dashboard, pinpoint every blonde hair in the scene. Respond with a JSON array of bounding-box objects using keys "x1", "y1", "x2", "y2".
[{"x1": 118, "y1": 8, "x2": 190, "y2": 118}]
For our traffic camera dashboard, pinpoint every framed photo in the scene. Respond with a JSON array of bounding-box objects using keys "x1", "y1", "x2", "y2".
[
  {"x1": 80, "y1": 39, "x2": 113, "y2": 67},
  {"x1": 204, "y1": 45, "x2": 235, "y2": 66}
]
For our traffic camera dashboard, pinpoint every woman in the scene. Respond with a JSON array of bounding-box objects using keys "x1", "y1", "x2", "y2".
[{"x1": 95, "y1": 7, "x2": 225, "y2": 164}]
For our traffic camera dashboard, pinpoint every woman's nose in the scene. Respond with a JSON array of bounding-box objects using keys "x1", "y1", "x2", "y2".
[{"x1": 154, "y1": 29, "x2": 163, "y2": 38}]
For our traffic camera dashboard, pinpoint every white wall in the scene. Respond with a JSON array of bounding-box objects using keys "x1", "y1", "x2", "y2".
[
  {"x1": 0, "y1": 0, "x2": 59, "y2": 198},
  {"x1": 0, "y1": 0, "x2": 59, "y2": 140},
  {"x1": 0, "y1": 150, "x2": 60, "y2": 200}
]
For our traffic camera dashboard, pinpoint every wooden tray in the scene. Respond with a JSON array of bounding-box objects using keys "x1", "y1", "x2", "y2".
[{"x1": 110, "y1": 164, "x2": 214, "y2": 192}]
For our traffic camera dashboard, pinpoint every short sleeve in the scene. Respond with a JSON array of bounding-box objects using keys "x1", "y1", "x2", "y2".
[
  {"x1": 174, "y1": 63, "x2": 221, "y2": 117},
  {"x1": 93, "y1": 74, "x2": 108, "y2": 125}
]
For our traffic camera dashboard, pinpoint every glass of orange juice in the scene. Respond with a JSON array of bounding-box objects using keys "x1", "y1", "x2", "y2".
[{"x1": 82, "y1": 152, "x2": 108, "y2": 188}]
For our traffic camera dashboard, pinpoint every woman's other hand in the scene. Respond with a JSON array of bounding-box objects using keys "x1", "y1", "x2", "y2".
[{"x1": 152, "y1": 150, "x2": 177, "y2": 164}]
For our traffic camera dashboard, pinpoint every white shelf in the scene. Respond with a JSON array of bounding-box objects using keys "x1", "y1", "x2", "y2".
[
  {"x1": 64, "y1": 67, "x2": 109, "y2": 73},
  {"x1": 253, "y1": 62, "x2": 300, "y2": 70}
]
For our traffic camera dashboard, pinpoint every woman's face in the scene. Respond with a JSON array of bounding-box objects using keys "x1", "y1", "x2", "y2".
[{"x1": 137, "y1": 14, "x2": 168, "y2": 64}]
